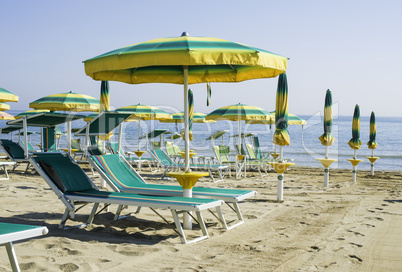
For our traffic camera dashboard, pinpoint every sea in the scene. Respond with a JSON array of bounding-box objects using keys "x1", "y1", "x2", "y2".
[{"x1": 2, "y1": 110, "x2": 401, "y2": 171}]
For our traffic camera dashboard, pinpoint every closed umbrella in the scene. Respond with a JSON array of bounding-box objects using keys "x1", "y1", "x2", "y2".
[
  {"x1": 116, "y1": 104, "x2": 171, "y2": 150},
  {"x1": 99, "y1": 81, "x2": 110, "y2": 112},
  {"x1": 319, "y1": 89, "x2": 335, "y2": 157},
  {"x1": 188, "y1": 89, "x2": 194, "y2": 141},
  {"x1": 367, "y1": 111, "x2": 379, "y2": 175},
  {"x1": 0, "y1": 87, "x2": 19, "y2": 103},
  {"x1": 348, "y1": 104, "x2": 362, "y2": 155}
]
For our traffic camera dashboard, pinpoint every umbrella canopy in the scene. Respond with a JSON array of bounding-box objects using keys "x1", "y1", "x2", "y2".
[
  {"x1": 247, "y1": 111, "x2": 305, "y2": 125},
  {"x1": 100, "y1": 81, "x2": 110, "y2": 112},
  {"x1": 367, "y1": 111, "x2": 377, "y2": 149},
  {"x1": 0, "y1": 103, "x2": 10, "y2": 111},
  {"x1": 0, "y1": 112, "x2": 15, "y2": 120},
  {"x1": 319, "y1": 89, "x2": 335, "y2": 146},
  {"x1": 0, "y1": 87, "x2": 19, "y2": 103},
  {"x1": 348, "y1": 104, "x2": 362, "y2": 150},
  {"x1": 115, "y1": 103, "x2": 171, "y2": 121},
  {"x1": 160, "y1": 112, "x2": 216, "y2": 123},
  {"x1": 15, "y1": 110, "x2": 51, "y2": 119},
  {"x1": 273, "y1": 73, "x2": 290, "y2": 146},
  {"x1": 84, "y1": 34, "x2": 287, "y2": 84},
  {"x1": 29, "y1": 91, "x2": 100, "y2": 112},
  {"x1": 84, "y1": 32, "x2": 288, "y2": 173}
]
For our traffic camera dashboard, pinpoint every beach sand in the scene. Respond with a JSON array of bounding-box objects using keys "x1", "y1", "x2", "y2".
[{"x1": 0, "y1": 163, "x2": 401, "y2": 271}]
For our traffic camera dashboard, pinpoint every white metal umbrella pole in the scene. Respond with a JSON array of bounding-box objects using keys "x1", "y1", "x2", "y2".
[
  {"x1": 137, "y1": 120, "x2": 141, "y2": 150},
  {"x1": 279, "y1": 146, "x2": 283, "y2": 162},
  {"x1": 118, "y1": 123, "x2": 123, "y2": 154},
  {"x1": 183, "y1": 67, "x2": 190, "y2": 173},
  {"x1": 67, "y1": 121, "x2": 72, "y2": 155},
  {"x1": 23, "y1": 116, "x2": 28, "y2": 159},
  {"x1": 84, "y1": 122, "x2": 90, "y2": 157}
]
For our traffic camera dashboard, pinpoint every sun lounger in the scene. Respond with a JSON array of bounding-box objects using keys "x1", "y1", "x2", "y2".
[
  {"x1": 106, "y1": 142, "x2": 156, "y2": 171},
  {"x1": 0, "y1": 139, "x2": 33, "y2": 173},
  {"x1": 89, "y1": 154, "x2": 256, "y2": 229},
  {"x1": 148, "y1": 149, "x2": 229, "y2": 182},
  {"x1": 29, "y1": 152, "x2": 225, "y2": 244},
  {"x1": 0, "y1": 222, "x2": 48, "y2": 272}
]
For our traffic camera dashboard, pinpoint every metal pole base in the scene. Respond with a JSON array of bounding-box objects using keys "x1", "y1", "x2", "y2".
[
  {"x1": 183, "y1": 189, "x2": 192, "y2": 229},
  {"x1": 277, "y1": 174, "x2": 283, "y2": 201}
]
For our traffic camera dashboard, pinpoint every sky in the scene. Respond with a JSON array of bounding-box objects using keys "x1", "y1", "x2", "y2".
[{"x1": 1, "y1": 0, "x2": 401, "y2": 117}]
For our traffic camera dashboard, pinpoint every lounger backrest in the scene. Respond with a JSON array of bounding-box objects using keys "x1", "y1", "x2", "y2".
[
  {"x1": 0, "y1": 139, "x2": 25, "y2": 159},
  {"x1": 218, "y1": 145, "x2": 230, "y2": 163},
  {"x1": 246, "y1": 144, "x2": 257, "y2": 159},
  {"x1": 252, "y1": 136, "x2": 262, "y2": 159},
  {"x1": 91, "y1": 154, "x2": 146, "y2": 189},
  {"x1": 70, "y1": 139, "x2": 82, "y2": 151},
  {"x1": 150, "y1": 149, "x2": 175, "y2": 166},
  {"x1": 32, "y1": 153, "x2": 94, "y2": 193},
  {"x1": 88, "y1": 146, "x2": 103, "y2": 156},
  {"x1": 165, "y1": 141, "x2": 176, "y2": 156},
  {"x1": 20, "y1": 141, "x2": 36, "y2": 152},
  {"x1": 173, "y1": 145, "x2": 182, "y2": 154}
]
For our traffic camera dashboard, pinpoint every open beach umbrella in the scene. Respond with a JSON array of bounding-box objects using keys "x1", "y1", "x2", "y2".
[
  {"x1": 273, "y1": 73, "x2": 290, "y2": 161},
  {"x1": 319, "y1": 89, "x2": 335, "y2": 156},
  {"x1": 0, "y1": 112, "x2": 15, "y2": 120},
  {"x1": 0, "y1": 87, "x2": 19, "y2": 103},
  {"x1": 367, "y1": 111, "x2": 377, "y2": 150},
  {"x1": 30, "y1": 91, "x2": 100, "y2": 154},
  {"x1": 206, "y1": 103, "x2": 270, "y2": 151},
  {"x1": 348, "y1": 104, "x2": 362, "y2": 154},
  {"x1": 15, "y1": 110, "x2": 51, "y2": 119},
  {"x1": 160, "y1": 112, "x2": 216, "y2": 123},
  {"x1": 83, "y1": 32, "x2": 287, "y2": 172},
  {"x1": 116, "y1": 104, "x2": 171, "y2": 150},
  {"x1": 0, "y1": 103, "x2": 10, "y2": 111}
]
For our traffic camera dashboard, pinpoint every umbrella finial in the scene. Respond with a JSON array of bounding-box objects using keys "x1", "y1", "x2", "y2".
[{"x1": 181, "y1": 32, "x2": 189, "y2": 37}]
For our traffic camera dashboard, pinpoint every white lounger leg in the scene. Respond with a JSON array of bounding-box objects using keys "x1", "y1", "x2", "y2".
[{"x1": 5, "y1": 242, "x2": 20, "y2": 272}]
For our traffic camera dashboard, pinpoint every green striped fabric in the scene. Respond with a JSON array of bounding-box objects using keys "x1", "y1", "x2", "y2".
[
  {"x1": 116, "y1": 103, "x2": 171, "y2": 121},
  {"x1": 84, "y1": 35, "x2": 287, "y2": 84},
  {"x1": 348, "y1": 104, "x2": 362, "y2": 149},
  {"x1": 0, "y1": 87, "x2": 19, "y2": 103},
  {"x1": 100, "y1": 81, "x2": 110, "y2": 112},
  {"x1": 29, "y1": 91, "x2": 100, "y2": 112},
  {"x1": 188, "y1": 89, "x2": 194, "y2": 131},
  {"x1": 15, "y1": 110, "x2": 51, "y2": 119},
  {"x1": 367, "y1": 111, "x2": 377, "y2": 149},
  {"x1": 206, "y1": 103, "x2": 270, "y2": 122},
  {"x1": 319, "y1": 89, "x2": 335, "y2": 146},
  {"x1": 273, "y1": 73, "x2": 290, "y2": 146}
]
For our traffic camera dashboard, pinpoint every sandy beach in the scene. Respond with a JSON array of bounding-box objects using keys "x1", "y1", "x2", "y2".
[{"x1": 0, "y1": 163, "x2": 401, "y2": 272}]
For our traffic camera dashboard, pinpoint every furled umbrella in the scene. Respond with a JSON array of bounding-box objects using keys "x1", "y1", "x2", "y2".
[
  {"x1": 367, "y1": 111, "x2": 379, "y2": 175},
  {"x1": 188, "y1": 89, "x2": 194, "y2": 141},
  {"x1": 29, "y1": 91, "x2": 100, "y2": 154},
  {"x1": 99, "y1": 81, "x2": 110, "y2": 112},
  {"x1": 115, "y1": 104, "x2": 171, "y2": 150},
  {"x1": 0, "y1": 87, "x2": 19, "y2": 103},
  {"x1": 347, "y1": 104, "x2": 363, "y2": 182},
  {"x1": 319, "y1": 89, "x2": 335, "y2": 157}
]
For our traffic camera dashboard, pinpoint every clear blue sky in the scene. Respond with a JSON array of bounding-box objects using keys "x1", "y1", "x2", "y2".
[{"x1": 1, "y1": 0, "x2": 401, "y2": 117}]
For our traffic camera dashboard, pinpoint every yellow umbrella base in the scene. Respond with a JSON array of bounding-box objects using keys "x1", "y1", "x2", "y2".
[
  {"x1": 347, "y1": 159, "x2": 364, "y2": 167},
  {"x1": 366, "y1": 156, "x2": 380, "y2": 164},
  {"x1": 267, "y1": 162, "x2": 295, "y2": 174},
  {"x1": 316, "y1": 158, "x2": 337, "y2": 168},
  {"x1": 166, "y1": 171, "x2": 209, "y2": 189}
]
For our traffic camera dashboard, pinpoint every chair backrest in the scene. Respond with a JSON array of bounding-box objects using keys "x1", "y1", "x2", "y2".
[
  {"x1": 173, "y1": 145, "x2": 182, "y2": 154},
  {"x1": 70, "y1": 139, "x2": 82, "y2": 151},
  {"x1": 20, "y1": 140, "x2": 36, "y2": 152},
  {"x1": 218, "y1": 145, "x2": 231, "y2": 163},
  {"x1": 235, "y1": 144, "x2": 246, "y2": 155},
  {"x1": 88, "y1": 146, "x2": 103, "y2": 156},
  {"x1": 149, "y1": 149, "x2": 176, "y2": 166},
  {"x1": 246, "y1": 144, "x2": 257, "y2": 159},
  {"x1": 0, "y1": 139, "x2": 25, "y2": 159},
  {"x1": 90, "y1": 154, "x2": 146, "y2": 190},
  {"x1": 252, "y1": 136, "x2": 263, "y2": 159},
  {"x1": 32, "y1": 152, "x2": 94, "y2": 193},
  {"x1": 165, "y1": 141, "x2": 176, "y2": 156}
]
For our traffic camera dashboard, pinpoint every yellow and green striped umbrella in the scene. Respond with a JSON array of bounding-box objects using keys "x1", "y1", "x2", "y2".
[
  {"x1": 0, "y1": 111, "x2": 15, "y2": 120},
  {"x1": 188, "y1": 89, "x2": 194, "y2": 141},
  {"x1": 367, "y1": 111, "x2": 377, "y2": 149},
  {"x1": 15, "y1": 109, "x2": 51, "y2": 119},
  {"x1": 348, "y1": 104, "x2": 362, "y2": 150},
  {"x1": 0, "y1": 87, "x2": 19, "y2": 103},
  {"x1": 116, "y1": 104, "x2": 171, "y2": 149},
  {"x1": 99, "y1": 81, "x2": 110, "y2": 112},
  {"x1": 160, "y1": 112, "x2": 216, "y2": 123},
  {"x1": 29, "y1": 91, "x2": 100, "y2": 112},
  {"x1": 319, "y1": 90, "x2": 335, "y2": 146},
  {"x1": 248, "y1": 111, "x2": 305, "y2": 125},
  {"x1": 0, "y1": 103, "x2": 10, "y2": 111},
  {"x1": 84, "y1": 34, "x2": 287, "y2": 84},
  {"x1": 273, "y1": 73, "x2": 290, "y2": 146},
  {"x1": 206, "y1": 103, "x2": 270, "y2": 151}
]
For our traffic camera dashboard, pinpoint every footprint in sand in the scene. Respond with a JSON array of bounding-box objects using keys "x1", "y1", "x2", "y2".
[
  {"x1": 347, "y1": 230, "x2": 365, "y2": 236},
  {"x1": 349, "y1": 255, "x2": 363, "y2": 262},
  {"x1": 366, "y1": 216, "x2": 384, "y2": 221},
  {"x1": 350, "y1": 242, "x2": 363, "y2": 248}
]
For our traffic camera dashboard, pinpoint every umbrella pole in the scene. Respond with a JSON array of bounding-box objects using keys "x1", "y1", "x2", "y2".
[
  {"x1": 138, "y1": 120, "x2": 141, "y2": 150},
  {"x1": 325, "y1": 145, "x2": 329, "y2": 159},
  {"x1": 67, "y1": 121, "x2": 72, "y2": 155},
  {"x1": 118, "y1": 123, "x2": 123, "y2": 154},
  {"x1": 279, "y1": 146, "x2": 283, "y2": 162},
  {"x1": 23, "y1": 116, "x2": 28, "y2": 159},
  {"x1": 84, "y1": 122, "x2": 90, "y2": 157},
  {"x1": 183, "y1": 67, "x2": 190, "y2": 173},
  {"x1": 353, "y1": 149, "x2": 357, "y2": 160}
]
